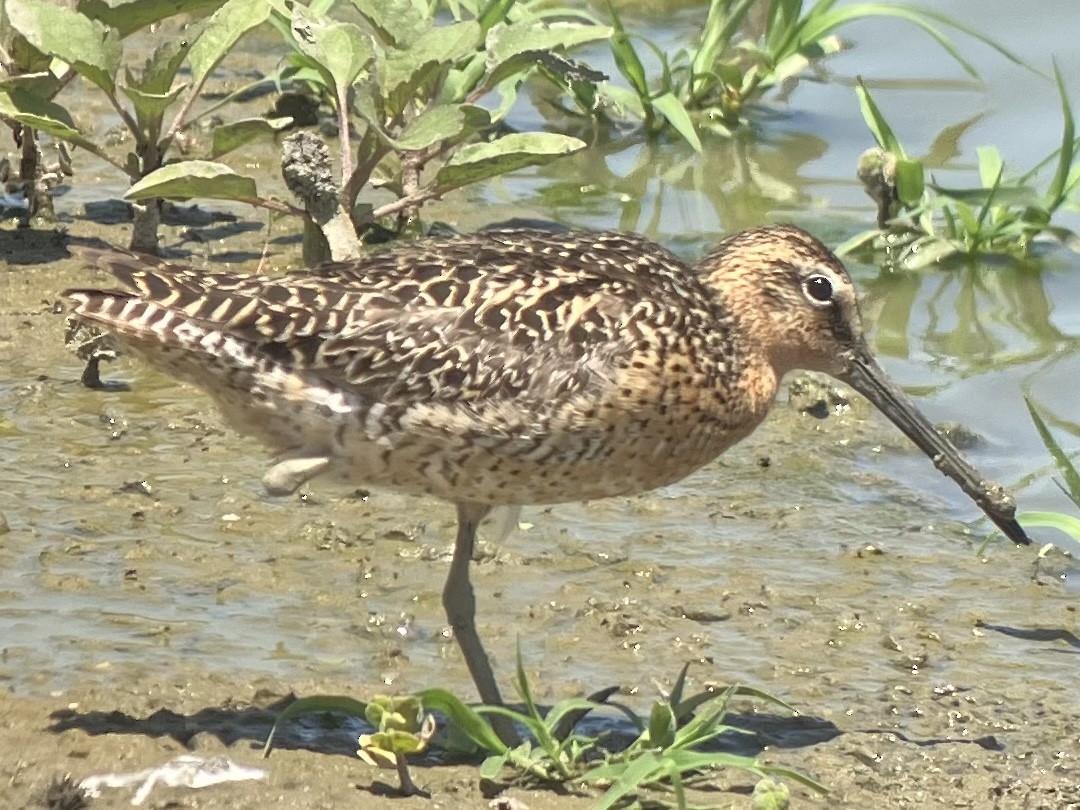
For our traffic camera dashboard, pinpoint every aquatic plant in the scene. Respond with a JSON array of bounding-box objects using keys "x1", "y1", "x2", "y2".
[
  {"x1": 126, "y1": 0, "x2": 609, "y2": 262},
  {"x1": 599, "y1": 0, "x2": 1026, "y2": 146},
  {"x1": 0, "y1": 0, "x2": 284, "y2": 251},
  {"x1": 840, "y1": 69, "x2": 1080, "y2": 267},
  {"x1": 1016, "y1": 398, "x2": 1080, "y2": 547}
]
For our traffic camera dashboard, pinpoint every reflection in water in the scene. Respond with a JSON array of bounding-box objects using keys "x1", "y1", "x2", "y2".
[
  {"x1": 860, "y1": 263, "x2": 1076, "y2": 377},
  {"x1": 528, "y1": 129, "x2": 828, "y2": 241}
]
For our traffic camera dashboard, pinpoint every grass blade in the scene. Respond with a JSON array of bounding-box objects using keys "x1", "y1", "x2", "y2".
[
  {"x1": 1045, "y1": 60, "x2": 1075, "y2": 212},
  {"x1": 855, "y1": 78, "x2": 904, "y2": 155},
  {"x1": 1024, "y1": 397, "x2": 1080, "y2": 503}
]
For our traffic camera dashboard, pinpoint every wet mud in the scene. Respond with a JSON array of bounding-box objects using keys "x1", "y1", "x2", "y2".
[{"x1": 1, "y1": 214, "x2": 1077, "y2": 809}]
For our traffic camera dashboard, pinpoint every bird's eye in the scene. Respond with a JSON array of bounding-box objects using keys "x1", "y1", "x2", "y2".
[{"x1": 803, "y1": 274, "x2": 834, "y2": 304}]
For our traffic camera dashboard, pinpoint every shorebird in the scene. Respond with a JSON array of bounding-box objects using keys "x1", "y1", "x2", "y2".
[{"x1": 66, "y1": 225, "x2": 1031, "y2": 747}]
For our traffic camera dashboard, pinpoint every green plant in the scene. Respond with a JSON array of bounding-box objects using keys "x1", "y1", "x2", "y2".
[
  {"x1": 263, "y1": 653, "x2": 826, "y2": 809},
  {"x1": 1016, "y1": 397, "x2": 1080, "y2": 546},
  {"x1": 841, "y1": 70, "x2": 1080, "y2": 267},
  {"x1": 357, "y1": 695, "x2": 438, "y2": 796},
  {"x1": 599, "y1": 0, "x2": 1026, "y2": 146},
  {"x1": 0, "y1": 0, "x2": 284, "y2": 251},
  {"x1": 126, "y1": 0, "x2": 610, "y2": 262}
]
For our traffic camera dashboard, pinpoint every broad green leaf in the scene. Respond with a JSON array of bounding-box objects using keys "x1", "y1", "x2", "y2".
[
  {"x1": 211, "y1": 116, "x2": 292, "y2": 158},
  {"x1": 894, "y1": 157, "x2": 925, "y2": 206},
  {"x1": 120, "y1": 83, "x2": 186, "y2": 131},
  {"x1": 350, "y1": 0, "x2": 428, "y2": 47},
  {"x1": 0, "y1": 87, "x2": 99, "y2": 154},
  {"x1": 381, "y1": 20, "x2": 481, "y2": 99},
  {"x1": 486, "y1": 20, "x2": 612, "y2": 70},
  {"x1": 262, "y1": 694, "x2": 368, "y2": 757},
  {"x1": 644, "y1": 701, "x2": 676, "y2": 748},
  {"x1": 125, "y1": 160, "x2": 259, "y2": 201},
  {"x1": 976, "y1": 145, "x2": 1004, "y2": 190},
  {"x1": 435, "y1": 133, "x2": 585, "y2": 191},
  {"x1": 290, "y1": 5, "x2": 374, "y2": 97},
  {"x1": 393, "y1": 105, "x2": 489, "y2": 151},
  {"x1": 76, "y1": 0, "x2": 229, "y2": 38},
  {"x1": 188, "y1": 0, "x2": 271, "y2": 86},
  {"x1": 902, "y1": 236, "x2": 961, "y2": 269},
  {"x1": 651, "y1": 91, "x2": 702, "y2": 152},
  {"x1": 7, "y1": 0, "x2": 122, "y2": 94},
  {"x1": 127, "y1": 38, "x2": 190, "y2": 96},
  {"x1": 478, "y1": 753, "x2": 508, "y2": 780}
]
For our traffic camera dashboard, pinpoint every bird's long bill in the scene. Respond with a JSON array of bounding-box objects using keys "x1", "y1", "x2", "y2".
[{"x1": 842, "y1": 349, "x2": 1031, "y2": 546}]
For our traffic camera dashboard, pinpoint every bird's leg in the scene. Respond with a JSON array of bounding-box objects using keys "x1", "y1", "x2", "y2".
[{"x1": 443, "y1": 502, "x2": 521, "y2": 747}]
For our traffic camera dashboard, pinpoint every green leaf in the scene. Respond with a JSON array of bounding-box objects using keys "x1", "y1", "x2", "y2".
[
  {"x1": 587, "y1": 751, "x2": 664, "y2": 810},
  {"x1": 76, "y1": 0, "x2": 229, "y2": 38},
  {"x1": 211, "y1": 116, "x2": 292, "y2": 158},
  {"x1": 262, "y1": 694, "x2": 368, "y2": 757},
  {"x1": 7, "y1": 0, "x2": 122, "y2": 94},
  {"x1": 435, "y1": 133, "x2": 585, "y2": 191},
  {"x1": 0, "y1": 87, "x2": 99, "y2": 155},
  {"x1": 381, "y1": 20, "x2": 481, "y2": 99},
  {"x1": 124, "y1": 160, "x2": 260, "y2": 201},
  {"x1": 127, "y1": 38, "x2": 191, "y2": 96},
  {"x1": 188, "y1": 0, "x2": 271, "y2": 86},
  {"x1": 651, "y1": 91, "x2": 702, "y2": 152},
  {"x1": 416, "y1": 688, "x2": 508, "y2": 754},
  {"x1": 120, "y1": 84, "x2": 186, "y2": 132},
  {"x1": 1024, "y1": 398, "x2": 1080, "y2": 504},
  {"x1": 1015, "y1": 511, "x2": 1080, "y2": 544},
  {"x1": 854, "y1": 78, "x2": 904, "y2": 156},
  {"x1": 928, "y1": 183, "x2": 1043, "y2": 208},
  {"x1": 604, "y1": 0, "x2": 648, "y2": 99},
  {"x1": 644, "y1": 701, "x2": 676, "y2": 748},
  {"x1": 290, "y1": 5, "x2": 374, "y2": 97},
  {"x1": 393, "y1": 105, "x2": 490, "y2": 151},
  {"x1": 1045, "y1": 61, "x2": 1075, "y2": 212},
  {"x1": 350, "y1": 0, "x2": 428, "y2": 47},
  {"x1": 976, "y1": 145, "x2": 1004, "y2": 190},
  {"x1": 486, "y1": 20, "x2": 612, "y2": 76},
  {"x1": 894, "y1": 157, "x2": 925, "y2": 206}
]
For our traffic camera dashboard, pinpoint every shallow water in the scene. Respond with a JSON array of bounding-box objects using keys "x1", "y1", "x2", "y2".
[{"x1": 1, "y1": 2, "x2": 1079, "y2": 805}]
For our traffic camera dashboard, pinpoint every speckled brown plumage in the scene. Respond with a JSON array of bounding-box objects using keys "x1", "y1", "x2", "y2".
[{"x1": 65, "y1": 225, "x2": 1030, "y2": 746}]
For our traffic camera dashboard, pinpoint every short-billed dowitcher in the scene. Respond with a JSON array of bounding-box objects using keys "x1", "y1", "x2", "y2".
[{"x1": 67, "y1": 226, "x2": 1030, "y2": 746}]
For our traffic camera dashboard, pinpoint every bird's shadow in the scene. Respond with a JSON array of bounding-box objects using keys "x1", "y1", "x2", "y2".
[
  {"x1": 46, "y1": 692, "x2": 842, "y2": 763},
  {"x1": 48, "y1": 693, "x2": 365, "y2": 759}
]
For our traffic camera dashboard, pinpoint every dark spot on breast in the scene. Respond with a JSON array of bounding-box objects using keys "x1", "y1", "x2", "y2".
[
  {"x1": 425, "y1": 280, "x2": 454, "y2": 303},
  {"x1": 568, "y1": 324, "x2": 589, "y2": 343},
  {"x1": 443, "y1": 367, "x2": 467, "y2": 388},
  {"x1": 263, "y1": 286, "x2": 292, "y2": 304},
  {"x1": 519, "y1": 307, "x2": 544, "y2": 332},
  {"x1": 481, "y1": 308, "x2": 507, "y2": 329},
  {"x1": 394, "y1": 283, "x2": 420, "y2": 301},
  {"x1": 411, "y1": 264, "x2": 444, "y2": 282}
]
